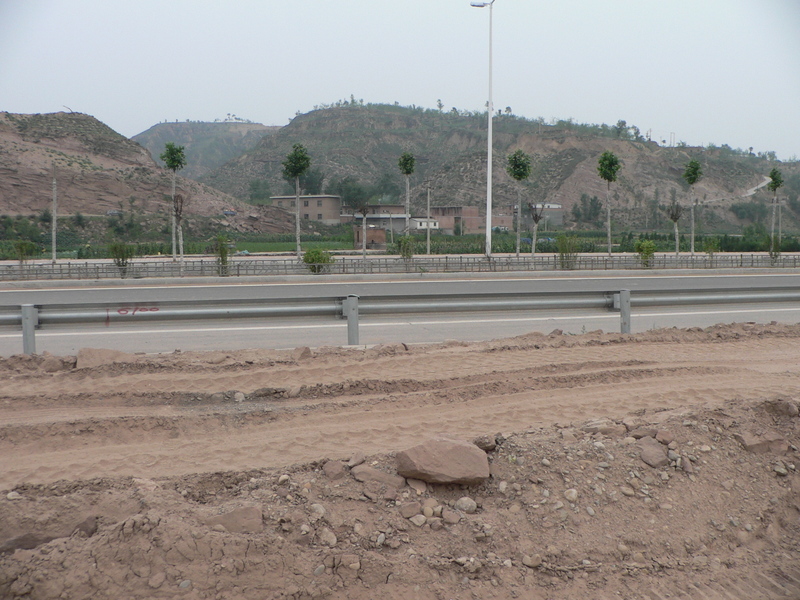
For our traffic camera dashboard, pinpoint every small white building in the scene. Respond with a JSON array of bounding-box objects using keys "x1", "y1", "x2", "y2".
[{"x1": 410, "y1": 217, "x2": 439, "y2": 230}]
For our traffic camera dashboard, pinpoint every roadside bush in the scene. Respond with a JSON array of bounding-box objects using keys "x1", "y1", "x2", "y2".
[
  {"x1": 397, "y1": 236, "x2": 415, "y2": 260},
  {"x1": 556, "y1": 235, "x2": 579, "y2": 270},
  {"x1": 302, "y1": 248, "x2": 335, "y2": 274},
  {"x1": 109, "y1": 242, "x2": 136, "y2": 278},
  {"x1": 634, "y1": 239, "x2": 656, "y2": 267}
]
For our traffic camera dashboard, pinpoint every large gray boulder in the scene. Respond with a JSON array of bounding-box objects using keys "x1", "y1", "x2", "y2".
[{"x1": 396, "y1": 438, "x2": 490, "y2": 485}]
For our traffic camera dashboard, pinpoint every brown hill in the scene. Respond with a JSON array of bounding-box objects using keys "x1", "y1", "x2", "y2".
[
  {"x1": 0, "y1": 112, "x2": 276, "y2": 226},
  {"x1": 201, "y1": 104, "x2": 799, "y2": 231},
  {"x1": 132, "y1": 120, "x2": 279, "y2": 180}
]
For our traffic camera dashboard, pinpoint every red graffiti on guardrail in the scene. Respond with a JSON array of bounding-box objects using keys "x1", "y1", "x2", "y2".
[
  {"x1": 116, "y1": 307, "x2": 159, "y2": 316},
  {"x1": 105, "y1": 306, "x2": 160, "y2": 327}
]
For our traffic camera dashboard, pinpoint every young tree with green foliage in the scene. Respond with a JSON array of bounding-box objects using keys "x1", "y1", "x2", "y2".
[
  {"x1": 506, "y1": 150, "x2": 532, "y2": 257},
  {"x1": 683, "y1": 159, "x2": 703, "y2": 256},
  {"x1": 768, "y1": 167, "x2": 784, "y2": 256},
  {"x1": 159, "y1": 142, "x2": 187, "y2": 262},
  {"x1": 282, "y1": 143, "x2": 312, "y2": 258},
  {"x1": 398, "y1": 152, "x2": 415, "y2": 234},
  {"x1": 597, "y1": 151, "x2": 622, "y2": 256}
]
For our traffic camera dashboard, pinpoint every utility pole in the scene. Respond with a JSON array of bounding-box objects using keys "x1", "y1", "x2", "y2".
[
  {"x1": 51, "y1": 161, "x2": 57, "y2": 264},
  {"x1": 426, "y1": 184, "x2": 431, "y2": 255}
]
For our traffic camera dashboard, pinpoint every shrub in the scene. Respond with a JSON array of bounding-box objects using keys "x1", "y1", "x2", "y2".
[
  {"x1": 303, "y1": 248, "x2": 335, "y2": 274},
  {"x1": 109, "y1": 242, "x2": 136, "y2": 278},
  {"x1": 556, "y1": 235, "x2": 579, "y2": 270},
  {"x1": 214, "y1": 234, "x2": 230, "y2": 276},
  {"x1": 397, "y1": 236, "x2": 415, "y2": 260},
  {"x1": 634, "y1": 239, "x2": 656, "y2": 268}
]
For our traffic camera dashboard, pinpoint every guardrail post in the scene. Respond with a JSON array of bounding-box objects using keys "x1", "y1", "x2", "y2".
[
  {"x1": 21, "y1": 304, "x2": 38, "y2": 355},
  {"x1": 619, "y1": 289, "x2": 631, "y2": 334},
  {"x1": 342, "y1": 294, "x2": 360, "y2": 345}
]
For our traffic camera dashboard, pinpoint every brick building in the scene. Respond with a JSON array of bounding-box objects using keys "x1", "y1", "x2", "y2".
[{"x1": 271, "y1": 195, "x2": 342, "y2": 226}]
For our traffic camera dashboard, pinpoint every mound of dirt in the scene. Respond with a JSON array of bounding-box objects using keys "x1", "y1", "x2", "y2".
[{"x1": 1, "y1": 324, "x2": 799, "y2": 599}]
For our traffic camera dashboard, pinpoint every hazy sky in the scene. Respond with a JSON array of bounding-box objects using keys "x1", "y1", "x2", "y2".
[{"x1": 2, "y1": 1, "x2": 799, "y2": 159}]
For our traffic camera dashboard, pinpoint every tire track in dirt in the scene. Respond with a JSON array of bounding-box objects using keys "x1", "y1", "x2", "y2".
[{"x1": 2, "y1": 355, "x2": 799, "y2": 488}]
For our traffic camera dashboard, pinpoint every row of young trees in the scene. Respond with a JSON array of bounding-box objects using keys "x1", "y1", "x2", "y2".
[{"x1": 593, "y1": 151, "x2": 785, "y2": 257}]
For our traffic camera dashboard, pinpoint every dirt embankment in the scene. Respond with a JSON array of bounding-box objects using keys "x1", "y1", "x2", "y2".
[{"x1": 0, "y1": 323, "x2": 799, "y2": 599}]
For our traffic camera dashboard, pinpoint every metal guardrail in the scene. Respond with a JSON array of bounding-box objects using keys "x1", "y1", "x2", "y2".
[
  {"x1": 5, "y1": 284, "x2": 800, "y2": 354},
  {"x1": 1, "y1": 253, "x2": 799, "y2": 281}
]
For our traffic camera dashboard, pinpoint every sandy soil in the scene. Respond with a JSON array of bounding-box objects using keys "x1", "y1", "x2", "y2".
[{"x1": 1, "y1": 323, "x2": 799, "y2": 599}]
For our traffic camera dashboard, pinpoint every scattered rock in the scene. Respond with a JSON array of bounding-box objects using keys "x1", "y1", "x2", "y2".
[
  {"x1": 442, "y1": 508, "x2": 461, "y2": 524},
  {"x1": 454, "y1": 496, "x2": 478, "y2": 514},
  {"x1": 347, "y1": 451, "x2": 366, "y2": 468},
  {"x1": 292, "y1": 347, "x2": 312, "y2": 361},
  {"x1": 629, "y1": 427, "x2": 658, "y2": 439},
  {"x1": 522, "y1": 554, "x2": 542, "y2": 568},
  {"x1": 409, "y1": 515, "x2": 427, "y2": 527},
  {"x1": 681, "y1": 456, "x2": 695, "y2": 474},
  {"x1": 318, "y1": 528, "x2": 337, "y2": 547},
  {"x1": 323, "y1": 460, "x2": 346, "y2": 480},
  {"x1": 564, "y1": 489, "x2": 578, "y2": 502},
  {"x1": 774, "y1": 462, "x2": 789, "y2": 476},
  {"x1": 407, "y1": 478, "x2": 427, "y2": 495},
  {"x1": 233, "y1": 391, "x2": 246, "y2": 403},
  {"x1": 473, "y1": 434, "x2": 497, "y2": 452},
  {"x1": 637, "y1": 436, "x2": 670, "y2": 468},
  {"x1": 396, "y1": 437, "x2": 490, "y2": 485},
  {"x1": 656, "y1": 430, "x2": 675, "y2": 445},
  {"x1": 581, "y1": 418, "x2": 627, "y2": 437},
  {"x1": 308, "y1": 504, "x2": 326, "y2": 521},
  {"x1": 6, "y1": 491, "x2": 22, "y2": 500},
  {"x1": 733, "y1": 432, "x2": 789, "y2": 454},
  {"x1": 399, "y1": 502, "x2": 421, "y2": 518},
  {"x1": 350, "y1": 465, "x2": 406, "y2": 489},
  {"x1": 763, "y1": 399, "x2": 799, "y2": 417}
]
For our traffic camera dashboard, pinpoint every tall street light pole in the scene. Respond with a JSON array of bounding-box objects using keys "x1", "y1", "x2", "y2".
[{"x1": 471, "y1": 0, "x2": 495, "y2": 258}]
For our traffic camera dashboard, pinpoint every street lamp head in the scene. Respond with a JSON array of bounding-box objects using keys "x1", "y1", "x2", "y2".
[{"x1": 470, "y1": 1, "x2": 491, "y2": 6}]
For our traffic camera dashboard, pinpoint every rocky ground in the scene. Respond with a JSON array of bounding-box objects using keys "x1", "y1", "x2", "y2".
[{"x1": 0, "y1": 323, "x2": 799, "y2": 599}]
